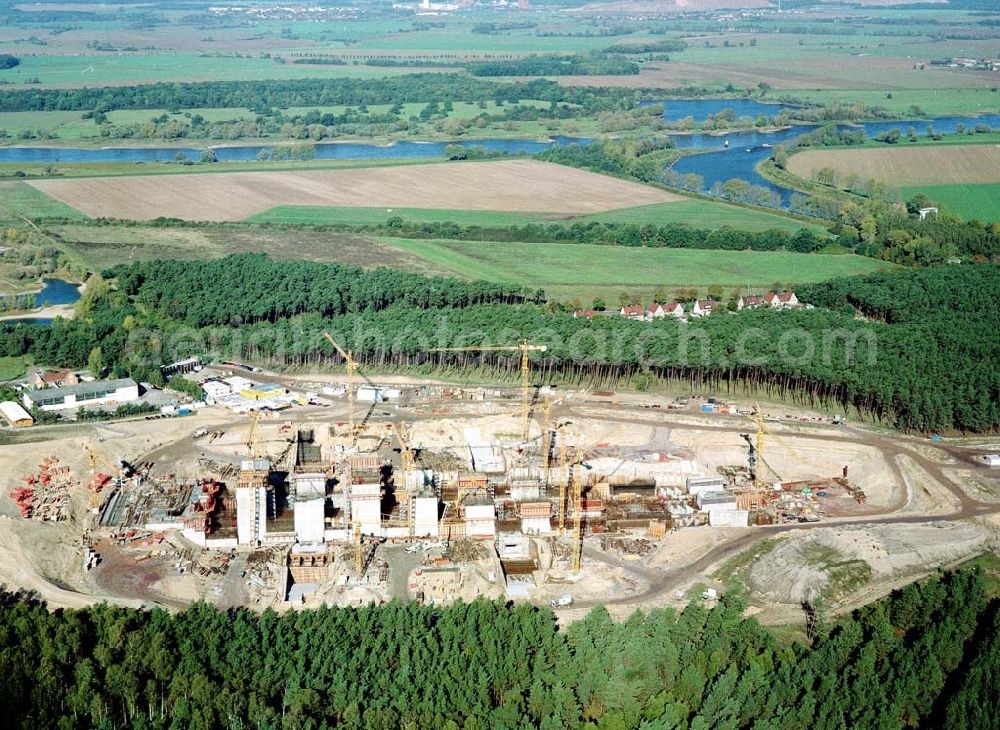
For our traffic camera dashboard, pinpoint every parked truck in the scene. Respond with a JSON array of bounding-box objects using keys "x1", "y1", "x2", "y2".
[{"x1": 550, "y1": 594, "x2": 573, "y2": 608}]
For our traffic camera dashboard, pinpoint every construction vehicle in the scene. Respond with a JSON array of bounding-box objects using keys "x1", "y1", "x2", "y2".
[
  {"x1": 550, "y1": 594, "x2": 573, "y2": 608},
  {"x1": 430, "y1": 339, "x2": 547, "y2": 441}
]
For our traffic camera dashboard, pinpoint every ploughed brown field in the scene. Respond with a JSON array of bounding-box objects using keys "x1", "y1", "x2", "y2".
[
  {"x1": 28, "y1": 159, "x2": 682, "y2": 222},
  {"x1": 786, "y1": 144, "x2": 1000, "y2": 186}
]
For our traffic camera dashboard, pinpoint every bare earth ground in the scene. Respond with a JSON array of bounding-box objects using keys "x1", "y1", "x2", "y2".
[
  {"x1": 787, "y1": 144, "x2": 1000, "y2": 185},
  {"x1": 28, "y1": 160, "x2": 681, "y2": 222}
]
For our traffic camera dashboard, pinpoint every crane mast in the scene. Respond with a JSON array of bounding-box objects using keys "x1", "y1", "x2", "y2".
[
  {"x1": 396, "y1": 422, "x2": 416, "y2": 535},
  {"x1": 558, "y1": 435, "x2": 568, "y2": 536},
  {"x1": 571, "y1": 445, "x2": 584, "y2": 574},
  {"x1": 429, "y1": 339, "x2": 547, "y2": 441},
  {"x1": 323, "y1": 332, "x2": 359, "y2": 439}
]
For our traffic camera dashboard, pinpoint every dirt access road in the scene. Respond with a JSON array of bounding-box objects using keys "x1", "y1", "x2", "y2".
[{"x1": 555, "y1": 401, "x2": 999, "y2": 610}]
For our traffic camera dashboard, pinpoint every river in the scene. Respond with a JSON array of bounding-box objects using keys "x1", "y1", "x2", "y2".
[{"x1": 0, "y1": 102, "x2": 997, "y2": 207}]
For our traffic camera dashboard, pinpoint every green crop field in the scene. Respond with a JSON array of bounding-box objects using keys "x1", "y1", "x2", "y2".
[
  {"x1": 379, "y1": 237, "x2": 893, "y2": 303},
  {"x1": 579, "y1": 200, "x2": 820, "y2": 232},
  {"x1": 901, "y1": 184, "x2": 1000, "y2": 223},
  {"x1": 249, "y1": 198, "x2": 824, "y2": 233},
  {"x1": 0, "y1": 182, "x2": 87, "y2": 222}
]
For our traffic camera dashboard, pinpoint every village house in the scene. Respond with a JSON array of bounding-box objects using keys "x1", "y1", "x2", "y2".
[
  {"x1": 573, "y1": 309, "x2": 597, "y2": 320},
  {"x1": 690, "y1": 299, "x2": 719, "y2": 318},
  {"x1": 737, "y1": 295, "x2": 765, "y2": 310},
  {"x1": 765, "y1": 291, "x2": 800, "y2": 309},
  {"x1": 29, "y1": 369, "x2": 80, "y2": 390},
  {"x1": 620, "y1": 304, "x2": 645, "y2": 320},
  {"x1": 648, "y1": 301, "x2": 685, "y2": 319}
]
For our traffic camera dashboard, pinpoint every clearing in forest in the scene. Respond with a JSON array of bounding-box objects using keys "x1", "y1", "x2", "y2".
[{"x1": 27, "y1": 160, "x2": 681, "y2": 222}]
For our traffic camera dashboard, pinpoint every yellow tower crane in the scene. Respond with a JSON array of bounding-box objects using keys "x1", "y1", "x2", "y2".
[
  {"x1": 571, "y1": 445, "x2": 584, "y2": 575},
  {"x1": 540, "y1": 394, "x2": 553, "y2": 487},
  {"x1": 83, "y1": 441, "x2": 122, "y2": 511},
  {"x1": 395, "y1": 421, "x2": 417, "y2": 535},
  {"x1": 353, "y1": 517, "x2": 363, "y2": 576},
  {"x1": 743, "y1": 402, "x2": 784, "y2": 490},
  {"x1": 430, "y1": 339, "x2": 548, "y2": 441},
  {"x1": 558, "y1": 432, "x2": 569, "y2": 536},
  {"x1": 246, "y1": 408, "x2": 262, "y2": 459},
  {"x1": 323, "y1": 332, "x2": 359, "y2": 438}
]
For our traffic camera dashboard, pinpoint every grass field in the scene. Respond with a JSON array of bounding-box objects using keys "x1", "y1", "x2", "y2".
[
  {"x1": 579, "y1": 200, "x2": 819, "y2": 232},
  {"x1": 0, "y1": 355, "x2": 30, "y2": 382},
  {"x1": 0, "y1": 181, "x2": 87, "y2": 222},
  {"x1": 1, "y1": 54, "x2": 437, "y2": 88},
  {"x1": 380, "y1": 237, "x2": 893, "y2": 302},
  {"x1": 250, "y1": 199, "x2": 821, "y2": 232},
  {"x1": 46, "y1": 220, "x2": 887, "y2": 303},
  {"x1": 787, "y1": 145, "x2": 1000, "y2": 187},
  {"x1": 29, "y1": 160, "x2": 679, "y2": 222},
  {"x1": 900, "y1": 184, "x2": 1000, "y2": 223},
  {"x1": 783, "y1": 89, "x2": 1000, "y2": 117}
]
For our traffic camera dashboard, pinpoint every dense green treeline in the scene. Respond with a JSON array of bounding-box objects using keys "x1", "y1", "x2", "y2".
[
  {"x1": 110, "y1": 254, "x2": 538, "y2": 327},
  {"x1": 464, "y1": 55, "x2": 639, "y2": 77},
  {"x1": 796, "y1": 264, "x2": 999, "y2": 325},
  {"x1": 0, "y1": 75, "x2": 631, "y2": 114},
  {"x1": 1, "y1": 258, "x2": 996, "y2": 432},
  {"x1": 254, "y1": 218, "x2": 827, "y2": 252},
  {"x1": 0, "y1": 564, "x2": 995, "y2": 728}
]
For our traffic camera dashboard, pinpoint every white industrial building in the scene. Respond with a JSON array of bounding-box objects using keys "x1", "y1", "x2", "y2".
[
  {"x1": 464, "y1": 500, "x2": 496, "y2": 537},
  {"x1": 709, "y1": 509, "x2": 750, "y2": 527},
  {"x1": 686, "y1": 476, "x2": 726, "y2": 497},
  {"x1": 236, "y1": 485, "x2": 268, "y2": 545},
  {"x1": 23, "y1": 377, "x2": 140, "y2": 412},
  {"x1": 293, "y1": 472, "x2": 327, "y2": 544},
  {"x1": 350, "y1": 482, "x2": 382, "y2": 533},
  {"x1": 200, "y1": 380, "x2": 232, "y2": 401},
  {"x1": 697, "y1": 490, "x2": 737, "y2": 511},
  {"x1": 357, "y1": 385, "x2": 386, "y2": 403},
  {"x1": 413, "y1": 493, "x2": 440, "y2": 537},
  {"x1": 519, "y1": 502, "x2": 552, "y2": 535},
  {"x1": 223, "y1": 375, "x2": 254, "y2": 392}
]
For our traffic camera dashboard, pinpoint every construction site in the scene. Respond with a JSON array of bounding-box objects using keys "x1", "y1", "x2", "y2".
[{"x1": 1, "y1": 336, "x2": 998, "y2": 621}]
